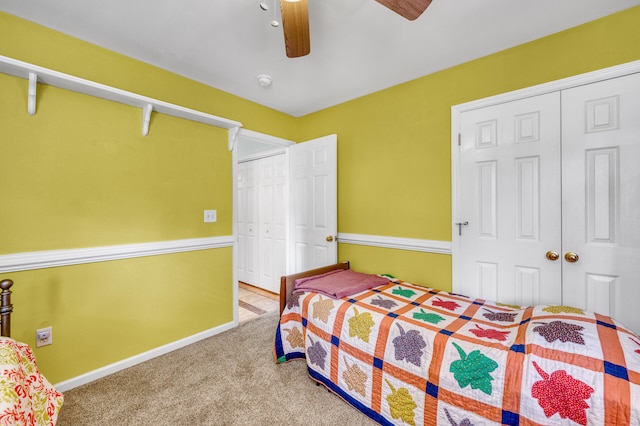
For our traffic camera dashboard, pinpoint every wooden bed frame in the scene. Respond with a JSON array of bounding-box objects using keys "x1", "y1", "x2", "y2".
[
  {"x1": 279, "y1": 261, "x2": 350, "y2": 314},
  {"x1": 0, "y1": 279, "x2": 13, "y2": 338}
]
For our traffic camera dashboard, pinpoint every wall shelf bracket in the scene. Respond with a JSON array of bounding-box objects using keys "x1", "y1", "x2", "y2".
[
  {"x1": 142, "y1": 103, "x2": 153, "y2": 136},
  {"x1": 27, "y1": 72, "x2": 37, "y2": 115},
  {"x1": 228, "y1": 126, "x2": 240, "y2": 151},
  {"x1": 0, "y1": 54, "x2": 243, "y2": 136}
]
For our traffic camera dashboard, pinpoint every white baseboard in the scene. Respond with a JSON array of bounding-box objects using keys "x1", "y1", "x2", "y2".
[
  {"x1": 337, "y1": 233, "x2": 451, "y2": 255},
  {"x1": 54, "y1": 319, "x2": 238, "y2": 392}
]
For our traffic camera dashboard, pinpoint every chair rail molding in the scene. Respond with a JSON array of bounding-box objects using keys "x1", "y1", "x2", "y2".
[
  {"x1": 337, "y1": 233, "x2": 451, "y2": 255},
  {"x1": 0, "y1": 236, "x2": 233, "y2": 273}
]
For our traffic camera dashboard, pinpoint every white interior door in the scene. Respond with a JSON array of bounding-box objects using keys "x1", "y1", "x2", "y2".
[
  {"x1": 258, "y1": 155, "x2": 287, "y2": 293},
  {"x1": 457, "y1": 93, "x2": 562, "y2": 306},
  {"x1": 237, "y1": 160, "x2": 258, "y2": 285},
  {"x1": 234, "y1": 129, "x2": 293, "y2": 296},
  {"x1": 289, "y1": 134, "x2": 338, "y2": 273},
  {"x1": 561, "y1": 72, "x2": 640, "y2": 334}
]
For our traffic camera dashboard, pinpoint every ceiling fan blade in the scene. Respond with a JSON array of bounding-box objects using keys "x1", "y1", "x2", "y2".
[
  {"x1": 280, "y1": 0, "x2": 310, "y2": 58},
  {"x1": 374, "y1": 0, "x2": 432, "y2": 21}
]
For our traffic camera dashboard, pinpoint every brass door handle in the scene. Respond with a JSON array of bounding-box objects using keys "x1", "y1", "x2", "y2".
[
  {"x1": 546, "y1": 251, "x2": 559, "y2": 261},
  {"x1": 564, "y1": 252, "x2": 579, "y2": 263},
  {"x1": 326, "y1": 235, "x2": 334, "y2": 242}
]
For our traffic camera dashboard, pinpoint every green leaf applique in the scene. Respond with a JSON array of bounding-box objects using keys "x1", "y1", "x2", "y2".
[
  {"x1": 449, "y1": 342, "x2": 498, "y2": 395},
  {"x1": 413, "y1": 309, "x2": 445, "y2": 324},
  {"x1": 385, "y1": 379, "x2": 417, "y2": 426},
  {"x1": 348, "y1": 307, "x2": 375, "y2": 342},
  {"x1": 392, "y1": 286, "x2": 417, "y2": 298}
]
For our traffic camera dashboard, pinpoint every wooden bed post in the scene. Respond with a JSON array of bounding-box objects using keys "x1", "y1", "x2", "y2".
[{"x1": 0, "y1": 279, "x2": 13, "y2": 338}]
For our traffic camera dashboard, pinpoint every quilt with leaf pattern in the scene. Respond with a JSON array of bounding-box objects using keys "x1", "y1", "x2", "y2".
[{"x1": 274, "y1": 277, "x2": 640, "y2": 425}]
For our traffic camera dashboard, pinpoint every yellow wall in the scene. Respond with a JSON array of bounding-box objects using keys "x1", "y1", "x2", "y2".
[
  {"x1": 1, "y1": 7, "x2": 639, "y2": 384},
  {"x1": 9, "y1": 250, "x2": 233, "y2": 381},
  {"x1": 0, "y1": 12, "x2": 296, "y2": 383},
  {"x1": 305, "y1": 6, "x2": 640, "y2": 286}
]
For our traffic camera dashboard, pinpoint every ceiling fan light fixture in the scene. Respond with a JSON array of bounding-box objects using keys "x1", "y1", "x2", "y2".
[
  {"x1": 280, "y1": 0, "x2": 310, "y2": 58},
  {"x1": 374, "y1": 0, "x2": 433, "y2": 21}
]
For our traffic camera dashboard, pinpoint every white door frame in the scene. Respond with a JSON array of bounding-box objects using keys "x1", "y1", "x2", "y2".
[
  {"x1": 230, "y1": 128, "x2": 294, "y2": 325},
  {"x1": 451, "y1": 60, "x2": 640, "y2": 295}
]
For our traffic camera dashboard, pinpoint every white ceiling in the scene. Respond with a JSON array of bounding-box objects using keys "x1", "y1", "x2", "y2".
[{"x1": 1, "y1": 0, "x2": 639, "y2": 117}]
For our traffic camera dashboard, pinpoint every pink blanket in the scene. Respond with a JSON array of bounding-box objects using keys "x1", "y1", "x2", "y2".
[{"x1": 293, "y1": 269, "x2": 389, "y2": 299}]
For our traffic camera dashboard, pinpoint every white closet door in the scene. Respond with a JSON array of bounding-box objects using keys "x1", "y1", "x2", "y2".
[
  {"x1": 561, "y1": 72, "x2": 640, "y2": 334},
  {"x1": 237, "y1": 161, "x2": 259, "y2": 285},
  {"x1": 458, "y1": 93, "x2": 562, "y2": 306},
  {"x1": 258, "y1": 155, "x2": 287, "y2": 293}
]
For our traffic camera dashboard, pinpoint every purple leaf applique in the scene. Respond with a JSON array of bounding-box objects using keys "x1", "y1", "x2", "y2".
[{"x1": 392, "y1": 323, "x2": 426, "y2": 367}]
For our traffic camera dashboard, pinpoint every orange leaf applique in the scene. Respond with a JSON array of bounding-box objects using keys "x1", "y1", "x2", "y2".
[
  {"x1": 342, "y1": 356, "x2": 368, "y2": 397},
  {"x1": 312, "y1": 296, "x2": 334, "y2": 323},
  {"x1": 283, "y1": 327, "x2": 304, "y2": 348}
]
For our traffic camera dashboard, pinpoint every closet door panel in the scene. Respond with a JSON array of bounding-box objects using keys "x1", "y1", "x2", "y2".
[
  {"x1": 455, "y1": 70, "x2": 640, "y2": 335},
  {"x1": 272, "y1": 155, "x2": 288, "y2": 291},
  {"x1": 237, "y1": 161, "x2": 259, "y2": 286},
  {"x1": 561, "y1": 72, "x2": 640, "y2": 334},
  {"x1": 458, "y1": 92, "x2": 562, "y2": 306},
  {"x1": 258, "y1": 155, "x2": 287, "y2": 293}
]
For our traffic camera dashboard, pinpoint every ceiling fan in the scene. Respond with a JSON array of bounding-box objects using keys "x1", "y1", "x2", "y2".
[{"x1": 279, "y1": 0, "x2": 433, "y2": 58}]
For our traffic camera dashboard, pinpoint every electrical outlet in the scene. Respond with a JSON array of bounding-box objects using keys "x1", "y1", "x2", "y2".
[
  {"x1": 36, "y1": 326, "x2": 52, "y2": 347},
  {"x1": 204, "y1": 209, "x2": 217, "y2": 223}
]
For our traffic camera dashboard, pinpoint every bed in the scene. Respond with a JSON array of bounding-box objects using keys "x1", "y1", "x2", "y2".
[
  {"x1": 274, "y1": 262, "x2": 640, "y2": 425},
  {"x1": 0, "y1": 278, "x2": 64, "y2": 425}
]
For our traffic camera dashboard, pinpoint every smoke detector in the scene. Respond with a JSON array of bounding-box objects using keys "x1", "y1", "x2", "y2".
[{"x1": 257, "y1": 74, "x2": 273, "y2": 87}]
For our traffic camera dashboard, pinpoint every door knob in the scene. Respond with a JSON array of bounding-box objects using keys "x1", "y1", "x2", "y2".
[
  {"x1": 545, "y1": 251, "x2": 559, "y2": 261},
  {"x1": 326, "y1": 235, "x2": 334, "y2": 242},
  {"x1": 564, "y1": 252, "x2": 579, "y2": 263}
]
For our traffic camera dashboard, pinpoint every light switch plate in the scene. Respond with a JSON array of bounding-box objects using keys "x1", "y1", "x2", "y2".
[{"x1": 204, "y1": 210, "x2": 217, "y2": 223}]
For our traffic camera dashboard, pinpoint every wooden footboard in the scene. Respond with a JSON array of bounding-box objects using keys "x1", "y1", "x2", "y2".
[
  {"x1": 0, "y1": 279, "x2": 13, "y2": 338},
  {"x1": 279, "y1": 261, "x2": 349, "y2": 314}
]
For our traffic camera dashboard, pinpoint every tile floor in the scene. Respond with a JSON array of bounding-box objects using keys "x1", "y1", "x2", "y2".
[{"x1": 238, "y1": 282, "x2": 279, "y2": 324}]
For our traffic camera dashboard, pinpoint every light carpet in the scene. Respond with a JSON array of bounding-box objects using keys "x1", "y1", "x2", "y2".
[{"x1": 57, "y1": 313, "x2": 377, "y2": 425}]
